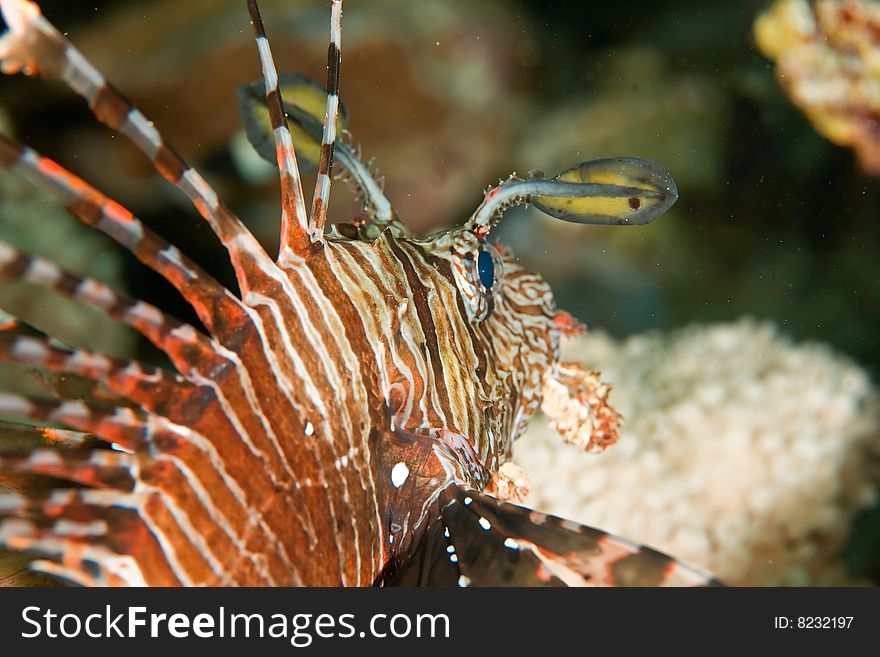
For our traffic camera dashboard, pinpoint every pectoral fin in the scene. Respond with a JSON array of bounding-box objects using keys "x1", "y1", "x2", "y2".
[{"x1": 381, "y1": 487, "x2": 722, "y2": 587}]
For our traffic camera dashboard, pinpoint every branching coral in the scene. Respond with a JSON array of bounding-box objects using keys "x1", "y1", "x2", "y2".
[{"x1": 518, "y1": 319, "x2": 880, "y2": 585}]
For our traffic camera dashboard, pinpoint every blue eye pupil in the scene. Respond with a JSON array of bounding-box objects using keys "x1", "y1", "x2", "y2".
[{"x1": 477, "y1": 249, "x2": 494, "y2": 290}]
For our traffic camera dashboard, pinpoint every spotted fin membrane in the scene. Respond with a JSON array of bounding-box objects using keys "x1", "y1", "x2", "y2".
[{"x1": 382, "y1": 488, "x2": 722, "y2": 587}]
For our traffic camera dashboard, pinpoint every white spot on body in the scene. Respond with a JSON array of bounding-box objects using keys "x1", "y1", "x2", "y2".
[
  {"x1": 478, "y1": 517, "x2": 491, "y2": 531},
  {"x1": 304, "y1": 421, "x2": 315, "y2": 436},
  {"x1": 503, "y1": 538, "x2": 519, "y2": 550},
  {"x1": 391, "y1": 462, "x2": 409, "y2": 488},
  {"x1": 457, "y1": 575, "x2": 471, "y2": 587},
  {"x1": 560, "y1": 519, "x2": 582, "y2": 533},
  {"x1": 463, "y1": 496, "x2": 473, "y2": 506},
  {"x1": 449, "y1": 554, "x2": 459, "y2": 564}
]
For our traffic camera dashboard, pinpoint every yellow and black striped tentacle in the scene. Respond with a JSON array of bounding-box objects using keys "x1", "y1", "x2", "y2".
[
  {"x1": 0, "y1": 333, "x2": 188, "y2": 414},
  {"x1": 467, "y1": 158, "x2": 679, "y2": 234},
  {"x1": 310, "y1": 0, "x2": 343, "y2": 237},
  {"x1": 0, "y1": 0, "x2": 274, "y2": 296},
  {"x1": 383, "y1": 488, "x2": 724, "y2": 587},
  {"x1": 0, "y1": 135, "x2": 247, "y2": 336},
  {"x1": 244, "y1": 0, "x2": 312, "y2": 258},
  {"x1": 0, "y1": 242, "x2": 215, "y2": 374}
]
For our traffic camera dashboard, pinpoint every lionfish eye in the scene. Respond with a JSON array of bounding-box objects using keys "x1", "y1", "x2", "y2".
[
  {"x1": 451, "y1": 240, "x2": 505, "y2": 323},
  {"x1": 476, "y1": 243, "x2": 504, "y2": 296},
  {"x1": 477, "y1": 248, "x2": 494, "y2": 289}
]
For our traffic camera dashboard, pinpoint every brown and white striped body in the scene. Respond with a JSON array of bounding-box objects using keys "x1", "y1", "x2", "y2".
[{"x1": 0, "y1": 0, "x2": 720, "y2": 587}]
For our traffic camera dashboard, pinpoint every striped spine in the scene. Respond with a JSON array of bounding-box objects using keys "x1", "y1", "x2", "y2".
[
  {"x1": 245, "y1": 0, "x2": 311, "y2": 257},
  {"x1": 311, "y1": 0, "x2": 343, "y2": 238}
]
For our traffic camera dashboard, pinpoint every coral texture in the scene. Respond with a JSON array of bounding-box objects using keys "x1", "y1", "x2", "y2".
[
  {"x1": 518, "y1": 319, "x2": 880, "y2": 585},
  {"x1": 755, "y1": 0, "x2": 880, "y2": 174}
]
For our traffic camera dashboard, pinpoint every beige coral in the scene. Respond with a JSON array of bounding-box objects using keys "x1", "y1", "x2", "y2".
[
  {"x1": 755, "y1": 0, "x2": 880, "y2": 174},
  {"x1": 517, "y1": 319, "x2": 880, "y2": 585}
]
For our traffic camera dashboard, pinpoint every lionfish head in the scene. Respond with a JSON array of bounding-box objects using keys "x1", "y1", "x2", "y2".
[
  {"x1": 413, "y1": 226, "x2": 556, "y2": 445},
  {"x1": 399, "y1": 154, "x2": 679, "y2": 447}
]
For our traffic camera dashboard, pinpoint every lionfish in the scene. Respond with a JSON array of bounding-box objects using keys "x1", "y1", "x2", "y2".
[{"x1": 0, "y1": 0, "x2": 719, "y2": 587}]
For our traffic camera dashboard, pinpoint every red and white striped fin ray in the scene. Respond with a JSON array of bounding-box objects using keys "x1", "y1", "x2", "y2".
[
  {"x1": 0, "y1": 313, "x2": 320, "y2": 565},
  {"x1": 0, "y1": 510, "x2": 153, "y2": 586},
  {"x1": 0, "y1": 324, "x2": 326, "y2": 584},
  {"x1": 0, "y1": 393, "x2": 160, "y2": 451},
  {"x1": 0, "y1": 404, "x2": 303, "y2": 584},
  {"x1": 245, "y1": 0, "x2": 311, "y2": 257},
  {"x1": 0, "y1": 241, "x2": 215, "y2": 374},
  {"x1": 310, "y1": 0, "x2": 343, "y2": 237},
  {"x1": 0, "y1": 2, "x2": 386, "y2": 581},
  {"x1": 0, "y1": 448, "x2": 137, "y2": 490},
  {"x1": 0, "y1": 489, "x2": 203, "y2": 586},
  {"x1": 0, "y1": 333, "x2": 188, "y2": 414},
  {"x1": 0, "y1": 384, "x2": 307, "y2": 584},
  {"x1": 0, "y1": 134, "x2": 246, "y2": 336},
  {"x1": 0, "y1": 0, "x2": 274, "y2": 296}
]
